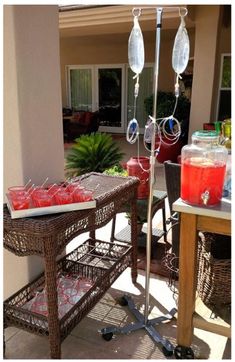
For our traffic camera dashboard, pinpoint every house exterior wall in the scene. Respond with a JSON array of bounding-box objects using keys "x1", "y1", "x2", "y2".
[
  {"x1": 3, "y1": 5, "x2": 65, "y2": 298},
  {"x1": 60, "y1": 30, "x2": 195, "y2": 108},
  {"x1": 188, "y1": 5, "x2": 231, "y2": 138},
  {"x1": 60, "y1": 5, "x2": 230, "y2": 138}
]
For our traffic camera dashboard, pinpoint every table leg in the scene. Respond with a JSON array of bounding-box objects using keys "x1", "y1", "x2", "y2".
[
  {"x1": 130, "y1": 195, "x2": 137, "y2": 284},
  {"x1": 44, "y1": 250, "x2": 61, "y2": 359},
  {"x1": 89, "y1": 230, "x2": 96, "y2": 239},
  {"x1": 161, "y1": 204, "x2": 167, "y2": 243},
  {"x1": 110, "y1": 216, "x2": 116, "y2": 243},
  {"x1": 177, "y1": 212, "x2": 198, "y2": 348}
]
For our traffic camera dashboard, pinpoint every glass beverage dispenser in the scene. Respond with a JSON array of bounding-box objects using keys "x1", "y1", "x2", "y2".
[{"x1": 181, "y1": 131, "x2": 228, "y2": 206}]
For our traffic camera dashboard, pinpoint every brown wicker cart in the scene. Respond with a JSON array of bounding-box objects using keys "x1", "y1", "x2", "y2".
[{"x1": 3, "y1": 172, "x2": 139, "y2": 359}]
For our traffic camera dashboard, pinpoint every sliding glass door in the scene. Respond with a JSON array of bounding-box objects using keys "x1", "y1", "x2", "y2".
[
  {"x1": 96, "y1": 66, "x2": 124, "y2": 132},
  {"x1": 68, "y1": 66, "x2": 94, "y2": 111},
  {"x1": 127, "y1": 65, "x2": 154, "y2": 133},
  {"x1": 67, "y1": 64, "x2": 153, "y2": 134},
  {"x1": 67, "y1": 65, "x2": 125, "y2": 132}
]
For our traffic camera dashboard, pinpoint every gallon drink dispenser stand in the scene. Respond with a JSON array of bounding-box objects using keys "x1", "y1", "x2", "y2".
[{"x1": 100, "y1": 6, "x2": 193, "y2": 358}]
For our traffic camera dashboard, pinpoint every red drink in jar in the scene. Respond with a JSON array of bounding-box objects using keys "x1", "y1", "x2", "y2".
[{"x1": 181, "y1": 157, "x2": 226, "y2": 205}]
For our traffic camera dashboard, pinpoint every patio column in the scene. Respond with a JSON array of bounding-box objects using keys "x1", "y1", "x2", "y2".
[
  {"x1": 3, "y1": 5, "x2": 64, "y2": 298},
  {"x1": 188, "y1": 5, "x2": 221, "y2": 139}
]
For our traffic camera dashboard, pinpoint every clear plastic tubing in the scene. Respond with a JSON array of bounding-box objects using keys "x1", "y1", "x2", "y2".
[
  {"x1": 128, "y1": 15, "x2": 145, "y2": 76},
  {"x1": 172, "y1": 15, "x2": 190, "y2": 75}
]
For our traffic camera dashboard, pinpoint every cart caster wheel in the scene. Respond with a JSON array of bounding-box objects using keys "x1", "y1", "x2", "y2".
[
  {"x1": 174, "y1": 345, "x2": 194, "y2": 359},
  {"x1": 162, "y1": 346, "x2": 173, "y2": 357},
  {"x1": 102, "y1": 332, "x2": 113, "y2": 341},
  {"x1": 118, "y1": 296, "x2": 128, "y2": 306}
]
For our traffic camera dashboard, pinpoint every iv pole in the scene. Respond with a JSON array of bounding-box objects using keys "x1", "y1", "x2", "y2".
[
  {"x1": 100, "y1": 6, "x2": 188, "y2": 357},
  {"x1": 144, "y1": 6, "x2": 162, "y2": 324}
]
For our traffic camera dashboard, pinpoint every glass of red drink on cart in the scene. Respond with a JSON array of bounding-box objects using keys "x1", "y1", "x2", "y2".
[
  {"x1": 8, "y1": 186, "x2": 29, "y2": 200},
  {"x1": 72, "y1": 186, "x2": 86, "y2": 202},
  {"x1": 47, "y1": 184, "x2": 64, "y2": 202},
  {"x1": 54, "y1": 190, "x2": 73, "y2": 205},
  {"x1": 30, "y1": 186, "x2": 47, "y2": 201},
  {"x1": 82, "y1": 190, "x2": 94, "y2": 201},
  {"x1": 33, "y1": 190, "x2": 53, "y2": 207},
  {"x1": 47, "y1": 184, "x2": 63, "y2": 195},
  {"x1": 11, "y1": 194, "x2": 31, "y2": 210},
  {"x1": 66, "y1": 181, "x2": 83, "y2": 193}
]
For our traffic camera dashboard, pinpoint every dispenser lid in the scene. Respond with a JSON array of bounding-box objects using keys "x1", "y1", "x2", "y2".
[{"x1": 192, "y1": 130, "x2": 219, "y2": 141}]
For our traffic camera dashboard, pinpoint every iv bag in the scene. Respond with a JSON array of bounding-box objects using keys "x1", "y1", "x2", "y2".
[
  {"x1": 128, "y1": 16, "x2": 145, "y2": 75},
  {"x1": 172, "y1": 16, "x2": 190, "y2": 75}
]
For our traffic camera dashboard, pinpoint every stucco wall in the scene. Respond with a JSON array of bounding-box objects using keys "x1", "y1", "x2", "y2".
[
  {"x1": 3, "y1": 5, "x2": 65, "y2": 298},
  {"x1": 188, "y1": 5, "x2": 220, "y2": 138},
  {"x1": 60, "y1": 29, "x2": 195, "y2": 107}
]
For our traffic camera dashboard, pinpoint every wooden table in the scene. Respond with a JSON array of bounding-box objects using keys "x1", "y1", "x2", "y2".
[{"x1": 173, "y1": 198, "x2": 231, "y2": 357}]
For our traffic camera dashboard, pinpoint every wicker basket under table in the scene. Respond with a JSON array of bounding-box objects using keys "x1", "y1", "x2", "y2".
[
  {"x1": 197, "y1": 234, "x2": 231, "y2": 306},
  {"x1": 3, "y1": 172, "x2": 139, "y2": 359}
]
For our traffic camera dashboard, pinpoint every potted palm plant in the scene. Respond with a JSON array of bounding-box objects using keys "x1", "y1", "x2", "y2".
[{"x1": 65, "y1": 132, "x2": 124, "y2": 177}]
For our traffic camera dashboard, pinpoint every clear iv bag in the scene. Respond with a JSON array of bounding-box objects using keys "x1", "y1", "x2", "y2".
[
  {"x1": 128, "y1": 16, "x2": 145, "y2": 75},
  {"x1": 172, "y1": 16, "x2": 190, "y2": 75}
]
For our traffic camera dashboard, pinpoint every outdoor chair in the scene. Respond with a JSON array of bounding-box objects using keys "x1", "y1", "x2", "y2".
[
  {"x1": 63, "y1": 110, "x2": 100, "y2": 142},
  {"x1": 164, "y1": 160, "x2": 181, "y2": 257}
]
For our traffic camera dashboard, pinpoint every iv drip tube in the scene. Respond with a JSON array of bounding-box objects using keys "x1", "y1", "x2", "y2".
[{"x1": 144, "y1": 7, "x2": 163, "y2": 324}]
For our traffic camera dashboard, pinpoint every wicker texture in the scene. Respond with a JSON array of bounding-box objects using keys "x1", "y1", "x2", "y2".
[
  {"x1": 4, "y1": 239, "x2": 132, "y2": 342},
  {"x1": 197, "y1": 233, "x2": 231, "y2": 306},
  {"x1": 4, "y1": 172, "x2": 139, "y2": 257},
  {"x1": 4, "y1": 172, "x2": 139, "y2": 359}
]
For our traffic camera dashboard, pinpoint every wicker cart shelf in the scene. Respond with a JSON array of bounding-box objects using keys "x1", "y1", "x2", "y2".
[
  {"x1": 4, "y1": 239, "x2": 132, "y2": 342},
  {"x1": 3, "y1": 172, "x2": 139, "y2": 359}
]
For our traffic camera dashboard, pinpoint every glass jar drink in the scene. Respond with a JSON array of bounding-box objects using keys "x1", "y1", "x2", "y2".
[
  {"x1": 8, "y1": 186, "x2": 28, "y2": 199},
  {"x1": 33, "y1": 190, "x2": 53, "y2": 207},
  {"x1": 180, "y1": 131, "x2": 228, "y2": 206},
  {"x1": 54, "y1": 191, "x2": 73, "y2": 205},
  {"x1": 11, "y1": 194, "x2": 31, "y2": 210}
]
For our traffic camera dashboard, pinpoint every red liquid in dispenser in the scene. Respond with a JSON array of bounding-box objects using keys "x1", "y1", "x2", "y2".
[{"x1": 181, "y1": 158, "x2": 226, "y2": 206}]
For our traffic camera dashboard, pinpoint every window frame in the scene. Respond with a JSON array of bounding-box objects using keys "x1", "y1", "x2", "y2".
[{"x1": 216, "y1": 53, "x2": 231, "y2": 121}]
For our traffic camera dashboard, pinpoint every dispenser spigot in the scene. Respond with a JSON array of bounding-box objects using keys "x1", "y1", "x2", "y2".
[{"x1": 201, "y1": 190, "x2": 210, "y2": 205}]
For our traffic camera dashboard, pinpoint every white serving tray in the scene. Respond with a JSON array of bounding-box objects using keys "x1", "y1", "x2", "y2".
[{"x1": 6, "y1": 194, "x2": 96, "y2": 219}]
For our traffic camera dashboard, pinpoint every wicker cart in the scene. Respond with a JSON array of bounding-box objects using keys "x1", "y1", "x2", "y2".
[{"x1": 3, "y1": 173, "x2": 139, "y2": 359}]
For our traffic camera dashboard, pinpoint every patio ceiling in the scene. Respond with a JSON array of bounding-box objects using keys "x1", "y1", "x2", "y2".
[{"x1": 59, "y1": 5, "x2": 195, "y2": 38}]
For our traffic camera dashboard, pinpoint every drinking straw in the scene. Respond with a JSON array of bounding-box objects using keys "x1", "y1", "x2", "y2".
[
  {"x1": 70, "y1": 184, "x2": 83, "y2": 195},
  {"x1": 27, "y1": 184, "x2": 35, "y2": 196},
  {"x1": 47, "y1": 183, "x2": 57, "y2": 192},
  {"x1": 40, "y1": 177, "x2": 49, "y2": 188},
  {"x1": 51, "y1": 187, "x2": 63, "y2": 198},
  {"x1": 24, "y1": 179, "x2": 32, "y2": 189}
]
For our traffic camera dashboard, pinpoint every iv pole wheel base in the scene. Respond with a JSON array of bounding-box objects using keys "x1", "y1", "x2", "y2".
[
  {"x1": 102, "y1": 332, "x2": 113, "y2": 341},
  {"x1": 162, "y1": 346, "x2": 173, "y2": 357},
  {"x1": 174, "y1": 345, "x2": 194, "y2": 359},
  {"x1": 118, "y1": 296, "x2": 128, "y2": 306}
]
